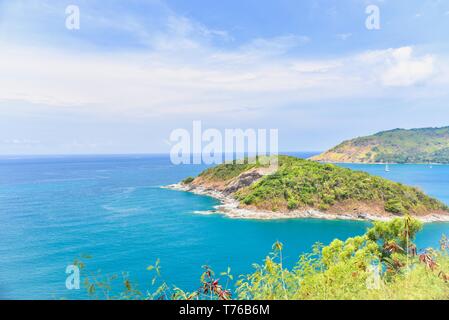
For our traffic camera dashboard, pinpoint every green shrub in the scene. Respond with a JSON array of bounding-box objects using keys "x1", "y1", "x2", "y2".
[
  {"x1": 384, "y1": 198, "x2": 406, "y2": 214},
  {"x1": 243, "y1": 195, "x2": 255, "y2": 205},
  {"x1": 237, "y1": 217, "x2": 449, "y2": 300},
  {"x1": 182, "y1": 176, "x2": 195, "y2": 184},
  {"x1": 287, "y1": 199, "x2": 299, "y2": 210}
]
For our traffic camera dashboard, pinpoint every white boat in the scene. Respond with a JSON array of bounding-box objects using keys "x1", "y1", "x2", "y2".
[{"x1": 385, "y1": 164, "x2": 390, "y2": 172}]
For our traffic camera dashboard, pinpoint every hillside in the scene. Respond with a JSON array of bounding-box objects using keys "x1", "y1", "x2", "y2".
[
  {"x1": 311, "y1": 126, "x2": 449, "y2": 164},
  {"x1": 180, "y1": 156, "x2": 449, "y2": 219}
]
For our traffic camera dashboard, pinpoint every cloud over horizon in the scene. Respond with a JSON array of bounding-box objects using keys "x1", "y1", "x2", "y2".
[
  {"x1": 1, "y1": 0, "x2": 449, "y2": 154},
  {"x1": 1, "y1": 41, "x2": 446, "y2": 118}
]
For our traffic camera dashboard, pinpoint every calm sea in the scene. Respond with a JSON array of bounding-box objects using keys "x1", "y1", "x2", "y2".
[{"x1": 1, "y1": 153, "x2": 448, "y2": 299}]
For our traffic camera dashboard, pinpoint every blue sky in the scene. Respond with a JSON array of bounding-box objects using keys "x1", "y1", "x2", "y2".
[{"x1": 1, "y1": 0, "x2": 449, "y2": 154}]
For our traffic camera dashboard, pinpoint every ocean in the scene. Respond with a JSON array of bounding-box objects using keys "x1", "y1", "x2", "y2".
[{"x1": 1, "y1": 153, "x2": 449, "y2": 299}]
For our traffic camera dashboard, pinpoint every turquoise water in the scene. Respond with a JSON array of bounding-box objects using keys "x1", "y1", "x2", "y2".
[{"x1": 1, "y1": 154, "x2": 449, "y2": 300}]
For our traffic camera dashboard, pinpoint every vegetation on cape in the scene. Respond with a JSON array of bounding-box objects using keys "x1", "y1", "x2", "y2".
[
  {"x1": 189, "y1": 155, "x2": 448, "y2": 216},
  {"x1": 197, "y1": 159, "x2": 267, "y2": 182},
  {"x1": 181, "y1": 176, "x2": 195, "y2": 184},
  {"x1": 312, "y1": 126, "x2": 449, "y2": 164},
  {"x1": 75, "y1": 217, "x2": 449, "y2": 300}
]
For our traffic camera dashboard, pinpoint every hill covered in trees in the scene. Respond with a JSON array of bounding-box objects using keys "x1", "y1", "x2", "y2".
[
  {"x1": 181, "y1": 156, "x2": 448, "y2": 219},
  {"x1": 311, "y1": 126, "x2": 449, "y2": 164}
]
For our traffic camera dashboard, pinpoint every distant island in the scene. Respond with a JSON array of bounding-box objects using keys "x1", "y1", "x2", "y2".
[
  {"x1": 311, "y1": 126, "x2": 449, "y2": 164},
  {"x1": 167, "y1": 156, "x2": 449, "y2": 222}
]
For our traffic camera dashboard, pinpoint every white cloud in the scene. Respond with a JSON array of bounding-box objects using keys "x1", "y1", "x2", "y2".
[
  {"x1": 245, "y1": 35, "x2": 310, "y2": 51},
  {"x1": 2, "y1": 139, "x2": 41, "y2": 145},
  {"x1": 0, "y1": 1, "x2": 447, "y2": 120},
  {"x1": 357, "y1": 47, "x2": 436, "y2": 87},
  {"x1": 0, "y1": 43, "x2": 446, "y2": 119},
  {"x1": 166, "y1": 15, "x2": 231, "y2": 41},
  {"x1": 336, "y1": 33, "x2": 352, "y2": 41},
  {"x1": 291, "y1": 61, "x2": 342, "y2": 73}
]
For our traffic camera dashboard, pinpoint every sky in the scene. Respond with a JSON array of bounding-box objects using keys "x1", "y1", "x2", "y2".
[{"x1": 1, "y1": 0, "x2": 449, "y2": 154}]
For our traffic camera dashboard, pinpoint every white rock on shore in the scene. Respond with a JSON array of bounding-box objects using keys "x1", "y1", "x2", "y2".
[{"x1": 162, "y1": 184, "x2": 449, "y2": 223}]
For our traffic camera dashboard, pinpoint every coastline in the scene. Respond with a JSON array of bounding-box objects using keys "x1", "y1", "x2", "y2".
[
  {"x1": 163, "y1": 183, "x2": 449, "y2": 223},
  {"x1": 310, "y1": 160, "x2": 448, "y2": 165}
]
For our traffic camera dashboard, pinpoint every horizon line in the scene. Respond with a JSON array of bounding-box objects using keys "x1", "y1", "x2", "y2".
[{"x1": 0, "y1": 151, "x2": 322, "y2": 158}]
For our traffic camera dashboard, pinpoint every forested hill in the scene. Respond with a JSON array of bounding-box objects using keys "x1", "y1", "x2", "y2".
[
  {"x1": 311, "y1": 126, "x2": 449, "y2": 164},
  {"x1": 182, "y1": 156, "x2": 448, "y2": 217}
]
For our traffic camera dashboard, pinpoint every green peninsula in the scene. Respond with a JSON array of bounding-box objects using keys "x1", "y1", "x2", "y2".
[
  {"x1": 180, "y1": 156, "x2": 449, "y2": 220},
  {"x1": 311, "y1": 126, "x2": 449, "y2": 164}
]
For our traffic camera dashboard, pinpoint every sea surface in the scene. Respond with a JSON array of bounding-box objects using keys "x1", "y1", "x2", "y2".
[{"x1": 1, "y1": 153, "x2": 449, "y2": 299}]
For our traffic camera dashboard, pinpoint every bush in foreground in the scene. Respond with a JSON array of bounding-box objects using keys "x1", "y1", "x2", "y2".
[{"x1": 75, "y1": 217, "x2": 449, "y2": 300}]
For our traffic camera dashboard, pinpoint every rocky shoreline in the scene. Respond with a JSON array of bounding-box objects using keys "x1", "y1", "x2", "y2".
[{"x1": 163, "y1": 183, "x2": 449, "y2": 223}]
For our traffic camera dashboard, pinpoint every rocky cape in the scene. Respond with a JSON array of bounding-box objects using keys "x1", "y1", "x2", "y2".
[{"x1": 164, "y1": 157, "x2": 449, "y2": 223}]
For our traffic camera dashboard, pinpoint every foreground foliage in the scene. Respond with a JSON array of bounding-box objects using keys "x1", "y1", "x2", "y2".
[
  {"x1": 76, "y1": 217, "x2": 449, "y2": 300},
  {"x1": 237, "y1": 217, "x2": 449, "y2": 300}
]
